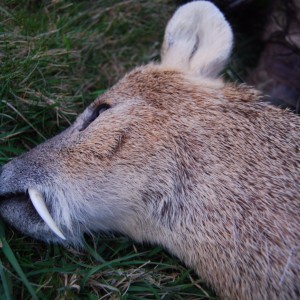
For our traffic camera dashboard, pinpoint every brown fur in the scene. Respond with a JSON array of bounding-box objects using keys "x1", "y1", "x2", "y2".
[
  {"x1": 0, "y1": 2, "x2": 299, "y2": 299},
  {"x1": 96, "y1": 65, "x2": 300, "y2": 299}
]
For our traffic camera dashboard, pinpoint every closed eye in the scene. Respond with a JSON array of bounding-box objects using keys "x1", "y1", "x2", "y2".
[{"x1": 79, "y1": 103, "x2": 111, "y2": 131}]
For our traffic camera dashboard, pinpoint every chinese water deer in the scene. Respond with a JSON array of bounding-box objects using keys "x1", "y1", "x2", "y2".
[{"x1": 0, "y1": 1, "x2": 299, "y2": 299}]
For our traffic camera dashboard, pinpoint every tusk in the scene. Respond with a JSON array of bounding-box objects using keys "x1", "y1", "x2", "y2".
[{"x1": 28, "y1": 188, "x2": 66, "y2": 240}]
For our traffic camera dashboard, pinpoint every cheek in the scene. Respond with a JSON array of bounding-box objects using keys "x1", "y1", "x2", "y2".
[
  {"x1": 61, "y1": 128, "x2": 123, "y2": 159},
  {"x1": 59, "y1": 153, "x2": 107, "y2": 182}
]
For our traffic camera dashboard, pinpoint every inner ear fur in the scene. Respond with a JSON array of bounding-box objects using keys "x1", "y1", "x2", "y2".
[{"x1": 161, "y1": 0, "x2": 233, "y2": 79}]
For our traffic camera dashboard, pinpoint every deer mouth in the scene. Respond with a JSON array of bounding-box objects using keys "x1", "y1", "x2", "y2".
[{"x1": 0, "y1": 189, "x2": 66, "y2": 240}]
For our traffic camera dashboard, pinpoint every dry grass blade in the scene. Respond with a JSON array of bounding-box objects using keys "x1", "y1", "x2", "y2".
[{"x1": 2, "y1": 100, "x2": 46, "y2": 140}]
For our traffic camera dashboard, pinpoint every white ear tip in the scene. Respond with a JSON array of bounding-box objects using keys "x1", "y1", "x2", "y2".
[
  {"x1": 173, "y1": 0, "x2": 222, "y2": 15},
  {"x1": 161, "y1": 0, "x2": 233, "y2": 78}
]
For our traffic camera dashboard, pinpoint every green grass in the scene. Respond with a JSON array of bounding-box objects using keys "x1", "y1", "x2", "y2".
[{"x1": 0, "y1": 1, "x2": 216, "y2": 299}]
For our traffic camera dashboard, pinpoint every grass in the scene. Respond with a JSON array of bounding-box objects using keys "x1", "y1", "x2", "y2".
[{"x1": 0, "y1": 0, "x2": 217, "y2": 299}]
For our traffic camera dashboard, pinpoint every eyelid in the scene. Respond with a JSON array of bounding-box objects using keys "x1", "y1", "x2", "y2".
[
  {"x1": 97, "y1": 103, "x2": 111, "y2": 114},
  {"x1": 79, "y1": 103, "x2": 111, "y2": 131}
]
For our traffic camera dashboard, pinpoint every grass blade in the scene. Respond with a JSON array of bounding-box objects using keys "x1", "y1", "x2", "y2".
[
  {"x1": 0, "y1": 259, "x2": 13, "y2": 300},
  {"x1": 0, "y1": 221, "x2": 38, "y2": 300}
]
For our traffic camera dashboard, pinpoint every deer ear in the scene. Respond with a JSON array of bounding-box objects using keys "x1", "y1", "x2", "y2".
[{"x1": 161, "y1": 1, "x2": 233, "y2": 78}]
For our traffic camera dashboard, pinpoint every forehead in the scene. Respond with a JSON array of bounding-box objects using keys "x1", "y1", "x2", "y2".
[{"x1": 94, "y1": 64, "x2": 224, "y2": 110}]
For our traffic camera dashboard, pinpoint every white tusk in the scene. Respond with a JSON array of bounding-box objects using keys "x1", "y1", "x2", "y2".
[{"x1": 28, "y1": 188, "x2": 66, "y2": 240}]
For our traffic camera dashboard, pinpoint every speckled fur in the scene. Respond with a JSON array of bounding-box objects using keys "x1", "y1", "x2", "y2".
[{"x1": 0, "y1": 1, "x2": 299, "y2": 299}]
